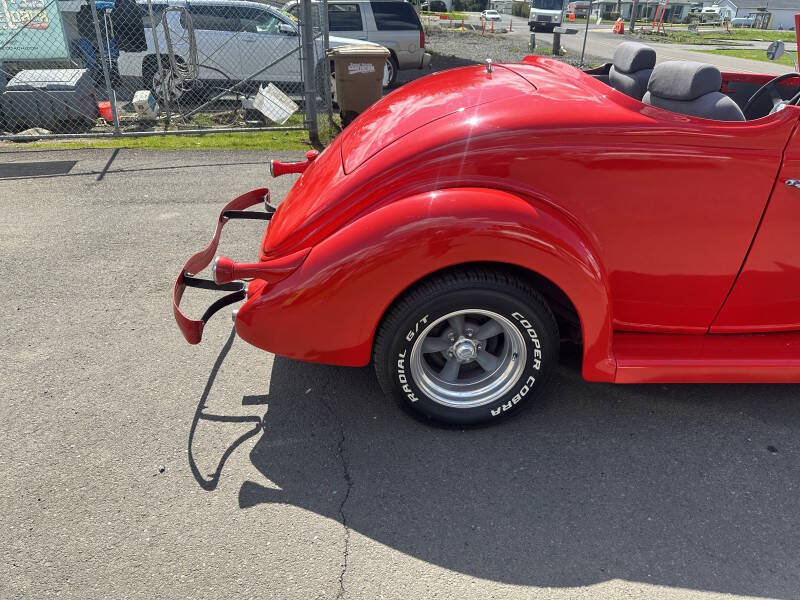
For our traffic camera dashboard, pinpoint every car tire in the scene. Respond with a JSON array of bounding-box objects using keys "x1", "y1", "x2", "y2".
[
  {"x1": 384, "y1": 55, "x2": 399, "y2": 88},
  {"x1": 144, "y1": 56, "x2": 181, "y2": 104},
  {"x1": 374, "y1": 267, "x2": 559, "y2": 427}
]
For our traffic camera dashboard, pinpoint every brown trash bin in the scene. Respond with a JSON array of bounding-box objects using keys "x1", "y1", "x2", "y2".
[{"x1": 327, "y1": 44, "x2": 390, "y2": 126}]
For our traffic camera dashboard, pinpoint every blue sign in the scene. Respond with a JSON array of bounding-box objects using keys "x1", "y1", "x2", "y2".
[{"x1": 0, "y1": 0, "x2": 70, "y2": 61}]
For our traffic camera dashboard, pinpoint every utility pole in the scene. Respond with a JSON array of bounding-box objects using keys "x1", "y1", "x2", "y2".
[
  {"x1": 301, "y1": 0, "x2": 320, "y2": 148},
  {"x1": 629, "y1": 0, "x2": 639, "y2": 31}
]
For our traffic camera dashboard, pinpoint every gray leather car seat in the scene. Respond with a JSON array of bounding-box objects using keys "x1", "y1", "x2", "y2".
[
  {"x1": 642, "y1": 61, "x2": 745, "y2": 121},
  {"x1": 609, "y1": 42, "x2": 656, "y2": 100}
]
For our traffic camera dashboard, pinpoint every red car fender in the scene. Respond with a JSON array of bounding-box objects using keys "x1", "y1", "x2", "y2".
[{"x1": 235, "y1": 188, "x2": 616, "y2": 382}]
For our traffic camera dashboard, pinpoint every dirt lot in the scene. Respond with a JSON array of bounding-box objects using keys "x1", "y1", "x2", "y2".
[
  {"x1": 2, "y1": 149, "x2": 800, "y2": 599},
  {"x1": 395, "y1": 28, "x2": 604, "y2": 88}
]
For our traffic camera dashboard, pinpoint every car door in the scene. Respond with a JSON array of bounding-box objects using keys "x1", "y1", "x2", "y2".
[
  {"x1": 711, "y1": 111, "x2": 800, "y2": 333},
  {"x1": 328, "y1": 2, "x2": 368, "y2": 41},
  {"x1": 236, "y1": 6, "x2": 300, "y2": 83},
  {"x1": 494, "y1": 95, "x2": 799, "y2": 333},
  {"x1": 187, "y1": 3, "x2": 245, "y2": 81}
]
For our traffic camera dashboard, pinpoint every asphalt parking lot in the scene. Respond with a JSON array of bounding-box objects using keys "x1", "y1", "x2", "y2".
[{"x1": 2, "y1": 148, "x2": 800, "y2": 599}]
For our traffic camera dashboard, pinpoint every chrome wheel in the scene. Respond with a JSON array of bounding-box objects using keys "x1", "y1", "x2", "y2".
[
  {"x1": 383, "y1": 58, "x2": 396, "y2": 87},
  {"x1": 409, "y1": 309, "x2": 527, "y2": 409}
]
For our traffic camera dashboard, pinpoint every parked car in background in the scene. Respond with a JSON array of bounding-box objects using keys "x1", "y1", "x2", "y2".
[
  {"x1": 731, "y1": 15, "x2": 756, "y2": 27},
  {"x1": 566, "y1": 1, "x2": 588, "y2": 18},
  {"x1": 699, "y1": 6, "x2": 722, "y2": 22},
  {"x1": 114, "y1": 0, "x2": 364, "y2": 96},
  {"x1": 420, "y1": 0, "x2": 448, "y2": 11},
  {"x1": 481, "y1": 9, "x2": 502, "y2": 21},
  {"x1": 528, "y1": 0, "x2": 564, "y2": 31},
  {"x1": 283, "y1": 0, "x2": 430, "y2": 86}
]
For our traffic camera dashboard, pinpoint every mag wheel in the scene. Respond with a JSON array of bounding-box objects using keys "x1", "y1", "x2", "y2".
[
  {"x1": 383, "y1": 55, "x2": 398, "y2": 87},
  {"x1": 374, "y1": 268, "x2": 559, "y2": 426}
]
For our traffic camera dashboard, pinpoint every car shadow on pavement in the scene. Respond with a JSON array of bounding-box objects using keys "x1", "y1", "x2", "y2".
[
  {"x1": 188, "y1": 328, "x2": 265, "y2": 491},
  {"x1": 196, "y1": 335, "x2": 800, "y2": 596}
]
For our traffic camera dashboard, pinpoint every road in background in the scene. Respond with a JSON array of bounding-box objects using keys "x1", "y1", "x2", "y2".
[
  {"x1": 2, "y1": 148, "x2": 800, "y2": 599},
  {"x1": 462, "y1": 12, "x2": 795, "y2": 74}
]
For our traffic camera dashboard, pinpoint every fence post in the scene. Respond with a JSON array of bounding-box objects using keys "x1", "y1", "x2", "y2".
[
  {"x1": 300, "y1": 0, "x2": 320, "y2": 147},
  {"x1": 580, "y1": 5, "x2": 590, "y2": 66},
  {"x1": 551, "y1": 30, "x2": 560, "y2": 55},
  {"x1": 529, "y1": 32, "x2": 536, "y2": 51},
  {"x1": 90, "y1": 0, "x2": 121, "y2": 135},
  {"x1": 321, "y1": 0, "x2": 335, "y2": 126},
  {"x1": 146, "y1": 0, "x2": 171, "y2": 128}
]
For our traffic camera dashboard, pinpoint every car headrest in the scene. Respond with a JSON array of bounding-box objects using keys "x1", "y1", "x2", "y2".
[
  {"x1": 612, "y1": 42, "x2": 656, "y2": 73},
  {"x1": 648, "y1": 61, "x2": 722, "y2": 101}
]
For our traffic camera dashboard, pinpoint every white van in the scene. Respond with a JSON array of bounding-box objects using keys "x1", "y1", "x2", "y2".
[{"x1": 528, "y1": 0, "x2": 565, "y2": 32}]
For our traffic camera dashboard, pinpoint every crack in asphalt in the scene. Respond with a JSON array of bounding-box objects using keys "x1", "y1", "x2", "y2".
[{"x1": 319, "y1": 381, "x2": 353, "y2": 600}]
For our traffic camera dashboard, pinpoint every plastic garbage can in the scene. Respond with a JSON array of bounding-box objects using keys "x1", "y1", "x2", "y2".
[{"x1": 327, "y1": 44, "x2": 390, "y2": 126}]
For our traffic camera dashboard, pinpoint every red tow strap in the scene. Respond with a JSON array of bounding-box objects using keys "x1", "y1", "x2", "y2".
[{"x1": 172, "y1": 188, "x2": 269, "y2": 344}]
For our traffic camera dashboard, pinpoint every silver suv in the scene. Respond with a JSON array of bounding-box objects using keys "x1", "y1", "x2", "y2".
[{"x1": 284, "y1": 0, "x2": 431, "y2": 85}]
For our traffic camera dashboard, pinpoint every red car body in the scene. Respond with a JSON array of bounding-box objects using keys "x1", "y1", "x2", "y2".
[{"x1": 174, "y1": 38, "x2": 800, "y2": 395}]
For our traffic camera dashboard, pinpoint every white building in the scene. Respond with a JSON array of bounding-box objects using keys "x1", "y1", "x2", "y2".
[
  {"x1": 721, "y1": 0, "x2": 798, "y2": 30},
  {"x1": 591, "y1": 0, "x2": 696, "y2": 23},
  {"x1": 489, "y1": 0, "x2": 515, "y2": 13}
]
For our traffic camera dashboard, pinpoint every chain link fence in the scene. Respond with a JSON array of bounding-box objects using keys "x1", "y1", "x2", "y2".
[{"x1": 0, "y1": 0, "x2": 334, "y2": 140}]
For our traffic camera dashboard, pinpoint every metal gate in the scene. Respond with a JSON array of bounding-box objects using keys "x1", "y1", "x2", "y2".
[{"x1": 0, "y1": 0, "x2": 332, "y2": 141}]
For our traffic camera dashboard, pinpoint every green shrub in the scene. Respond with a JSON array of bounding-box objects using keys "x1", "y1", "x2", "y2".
[
  {"x1": 452, "y1": 0, "x2": 489, "y2": 10},
  {"x1": 512, "y1": 1, "x2": 530, "y2": 18}
]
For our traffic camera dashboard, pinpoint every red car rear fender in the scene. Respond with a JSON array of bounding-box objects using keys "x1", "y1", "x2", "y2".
[{"x1": 235, "y1": 188, "x2": 616, "y2": 382}]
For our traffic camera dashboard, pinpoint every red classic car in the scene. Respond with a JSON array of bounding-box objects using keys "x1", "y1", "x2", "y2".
[{"x1": 174, "y1": 28, "x2": 800, "y2": 426}]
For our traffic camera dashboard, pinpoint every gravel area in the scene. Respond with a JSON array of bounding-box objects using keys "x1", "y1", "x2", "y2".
[
  {"x1": 428, "y1": 29, "x2": 538, "y2": 65},
  {"x1": 424, "y1": 29, "x2": 606, "y2": 69},
  {"x1": 395, "y1": 29, "x2": 606, "y2": 87}
]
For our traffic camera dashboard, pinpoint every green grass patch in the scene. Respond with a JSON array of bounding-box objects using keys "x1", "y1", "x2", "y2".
[
  {"x1": 0, "y1": 112, "x2": 344, "y2": 152},
  {"x1": 0, "y1": 129, "x2": 312, "y2": 151},
  {"x1": 638, "y1": 27, "x2": 797, "y2": 45},
  {"x1": 718, "y1": 28, "x2": 797, "y2": 42},
  {"x1": 531, "y1": 46, "x2": 564, "y2": 56},
  {"x1": 696, "y1": 47, "x2": 796, "y2": 66}
]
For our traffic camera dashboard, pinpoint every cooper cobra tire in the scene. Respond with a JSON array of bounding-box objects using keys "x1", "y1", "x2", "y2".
[{"x1": 374, "y1": 268, "x2": 559, "y2": 426}]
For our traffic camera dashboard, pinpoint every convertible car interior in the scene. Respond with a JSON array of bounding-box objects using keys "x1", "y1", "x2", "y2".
[
  {"x1": 608, "y1": 42, "x2": 655, "y2": 100},
  {"x1": 590, "y1": 40, "x2": 798, "y2": 122}
]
